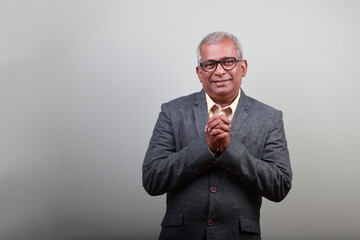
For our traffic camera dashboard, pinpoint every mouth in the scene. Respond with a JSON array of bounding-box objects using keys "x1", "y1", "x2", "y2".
[{"x1": 211, "y1": 79, "x2": 231, "y2": 87}]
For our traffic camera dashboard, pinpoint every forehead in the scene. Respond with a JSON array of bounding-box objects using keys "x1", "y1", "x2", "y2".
[{"x1": 200, "y1": 38, "x2": 238, "y2": 61}]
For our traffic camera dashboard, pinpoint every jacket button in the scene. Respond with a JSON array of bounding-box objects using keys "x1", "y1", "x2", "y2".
[
  {"x1": 210, "y1": 187, "x2": 217, "y2": 193},
  {"x1": 207, "y1": 220, "x2": 214, "y2": 226}
]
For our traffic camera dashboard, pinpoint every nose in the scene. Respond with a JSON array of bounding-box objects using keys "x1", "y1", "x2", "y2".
[{"x1": 214, "y1": 62, "x2": 226, "y2": 76}]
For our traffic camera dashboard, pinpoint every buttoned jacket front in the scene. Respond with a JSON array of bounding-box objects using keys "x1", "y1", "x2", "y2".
[{"x1": 143, "y1": 89, "x2": 292, "y2": 240}]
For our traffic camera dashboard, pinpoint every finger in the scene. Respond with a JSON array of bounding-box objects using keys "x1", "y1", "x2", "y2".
[
  {"x1": 205, "y1": 115, "x2": 219, "y2": 131},
  {"x1": 210, "y1": 123, "x2": 231, "y2": 135},
  {"x1": 212, "y1": 122, "x2": 231, "y2": 132},
  {"x1": 209, "y1": 128, "x2": 224, "y2": 137},
  {"x1": 207, "y1": 117, "x2": 222, "y2": 132},
  {"x1": 216, "y1": 131, "x2": 230, "y2": 139},
  {"x1": 218, "y1": 115, "x2": 231, "y2": 126},
  {"x1": 210, "y1": 128, "x2": 226, "y2": 136}
]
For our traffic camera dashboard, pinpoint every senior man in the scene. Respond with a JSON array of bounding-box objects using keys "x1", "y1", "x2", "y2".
[{"x1": 143, "y1": 31, "x2": 292, "y2": 240}]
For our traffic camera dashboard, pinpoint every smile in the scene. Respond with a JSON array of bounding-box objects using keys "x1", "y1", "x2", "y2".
[{"x1": 211, "y1": 79, "x2": 230, "y2": 86}]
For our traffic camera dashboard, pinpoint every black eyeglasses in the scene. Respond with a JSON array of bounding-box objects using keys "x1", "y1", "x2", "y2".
[{"x1": 200, "y1": 57, "x2": 242, "y2": 72}]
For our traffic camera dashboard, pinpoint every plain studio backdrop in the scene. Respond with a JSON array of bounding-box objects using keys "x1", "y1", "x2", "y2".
[{"x1": 1, "y1": 0, "x2": 359, "y2": 239}]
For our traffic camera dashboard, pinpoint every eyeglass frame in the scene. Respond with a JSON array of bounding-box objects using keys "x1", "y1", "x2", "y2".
[{"x1": 199, "y1": 57, "x2": 243, "y2": 72}]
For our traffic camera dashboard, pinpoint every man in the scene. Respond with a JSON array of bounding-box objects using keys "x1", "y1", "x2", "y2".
[{"x1": 143, "y1": 32, "x2": 292, "y2": 240}]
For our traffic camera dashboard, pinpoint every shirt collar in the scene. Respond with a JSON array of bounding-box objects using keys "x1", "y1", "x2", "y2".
[{"x1": 205, "y1": 89, "x2": 241, "y2": 117}]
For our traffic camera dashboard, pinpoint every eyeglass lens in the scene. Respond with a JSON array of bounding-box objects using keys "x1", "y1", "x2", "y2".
[{"x1": 201, "y1": 57, "x2": 238, "y2": 72}]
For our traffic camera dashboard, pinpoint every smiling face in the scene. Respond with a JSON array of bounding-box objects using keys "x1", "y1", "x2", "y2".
[{"x1": 196, "y1": 38, "x2": 247, "y2": 107}]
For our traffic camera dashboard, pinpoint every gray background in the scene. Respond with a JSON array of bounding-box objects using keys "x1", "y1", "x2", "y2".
[{"x1": 1, "y1": 0, "x2": 360, "y2": 239}]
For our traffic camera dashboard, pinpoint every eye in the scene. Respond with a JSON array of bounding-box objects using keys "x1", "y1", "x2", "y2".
[
  {"x1": 203, "y1": 61, "x2": 216, "y2": 69},
  {"x1": 222, "y1": 58, "x2": 235, "y2": 66}
]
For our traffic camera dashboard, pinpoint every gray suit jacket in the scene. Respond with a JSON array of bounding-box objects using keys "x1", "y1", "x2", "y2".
[{"x1": 143, "y1": 89, "x2": 292, "y2": 240}]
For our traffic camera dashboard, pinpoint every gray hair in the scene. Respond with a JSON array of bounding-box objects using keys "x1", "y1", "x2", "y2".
[{"x1": 196, "y1": 31, "x2": 243, "y2": 65}]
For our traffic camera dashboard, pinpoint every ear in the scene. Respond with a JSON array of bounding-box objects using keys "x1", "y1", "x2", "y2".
[
  {"x1": 241, "y1": 59, "x2": 248, "y2": 77},
  {"x1": 196, "y1": 66, "x2": 203, "y2": 83}
]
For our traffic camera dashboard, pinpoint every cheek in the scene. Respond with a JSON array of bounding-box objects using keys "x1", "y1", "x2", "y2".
[
  {"x1": 201, "y1": 73, "x2": 211, "y2": 83},
  {"x1": 232, "y1": 70, "x2": 243, "y2": 80}
]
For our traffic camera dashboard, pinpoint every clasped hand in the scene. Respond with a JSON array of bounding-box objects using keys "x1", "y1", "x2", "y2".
[{"x1": 205, "y1": 115, "x2": 231, "y2": 154}]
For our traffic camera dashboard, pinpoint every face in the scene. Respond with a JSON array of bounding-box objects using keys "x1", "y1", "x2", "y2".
[{"x1": 196, "y1": 38, "x2": 247, "y2": 106}]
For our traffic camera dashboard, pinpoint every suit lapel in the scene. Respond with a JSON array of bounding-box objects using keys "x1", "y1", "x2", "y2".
[
  {"x1": 194, "y1": 90, "x2": 208, "y2": 137},
  {"x1": 230, "y1": 89, "x2": 249, "y2": 136}
]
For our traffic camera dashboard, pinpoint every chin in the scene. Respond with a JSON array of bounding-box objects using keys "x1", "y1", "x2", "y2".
[{"x1": 212, "y1": 88, "x2": 231, "y2": 96}]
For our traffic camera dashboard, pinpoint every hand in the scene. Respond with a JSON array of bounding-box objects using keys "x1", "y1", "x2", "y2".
[{"x1": 205, "y1": 115, "x2": 231, "y2": 153}]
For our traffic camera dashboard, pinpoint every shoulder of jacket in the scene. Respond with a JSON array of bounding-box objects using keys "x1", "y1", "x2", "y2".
[
  {"x1": 246, "y1": 95, "x2": 282, "y2": 116},
  {"x1": 162, "y1": 91, "x2": 200, "y2": 109}
]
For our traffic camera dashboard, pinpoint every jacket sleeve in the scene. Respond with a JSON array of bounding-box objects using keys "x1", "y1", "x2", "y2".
[
  {"x1": 215, "y1": 110, "x2": 292, "y2": 202},
  {"x1": 142, "y1": 103, "x2": 215, "y2": 196}
]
